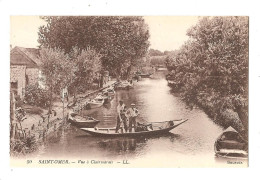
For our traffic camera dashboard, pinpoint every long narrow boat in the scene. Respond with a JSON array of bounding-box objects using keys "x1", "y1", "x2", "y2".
[
  {"x1": 214, "y1": 126, "x2": 248, "y2": 158},
  {"x1": 80, "y1": 119, "x2": 188, "y2": 137},
  {"x1": 68, "y1": 112, "x2": 100, "y2": 128},
  {"x1": 138, "y1": 73, "x2": 152, "y2": 78}
]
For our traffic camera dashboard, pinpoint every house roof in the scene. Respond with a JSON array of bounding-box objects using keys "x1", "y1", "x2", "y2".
[{"x1": 10, "y1": 46, "x2": 42, "y2": 68}]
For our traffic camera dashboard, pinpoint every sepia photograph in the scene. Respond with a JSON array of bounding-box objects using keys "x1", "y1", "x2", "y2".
[{"x1": 9, "y1": 15, "x2": 249, "y2": 168}]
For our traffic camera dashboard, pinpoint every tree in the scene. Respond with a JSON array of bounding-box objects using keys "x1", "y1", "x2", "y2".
[
  {"x1": 68, "y1": 47, "x2": 102, "y2": 94},
  {"x1": 165, "y1": 17, "x2": 248, "y2": 134},
  {"x1": 38, "y1": 16, "x2": 150, "y2": 79},
  {"x1": 39, "y1": 48, "x2": 74, "y2": 112}
]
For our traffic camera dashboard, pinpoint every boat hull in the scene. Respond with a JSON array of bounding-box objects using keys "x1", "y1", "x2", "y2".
[
  {"x1": 139, "y1": 74, "x2": 152, "y2": 78},
  {"x1": 69, "y1": 119, "x2": 100, "y2": 128},
  {"x1": 80, "y1": 119, "x2": 188, "y2": 137},
  {"x1": 214, "y1": 127, "x2": 248, "y2": 158},
  {"x1": 68, "y1": 113, "x2": 100, "y2": 128}
]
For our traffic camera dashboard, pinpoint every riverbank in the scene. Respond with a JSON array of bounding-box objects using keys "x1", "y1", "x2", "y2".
[
  {"x1": 167, "y1": 81, "x2": 247, "y2": 138},
  {"x1": 10, "y1": 79, "x2": 117, "y2": 157}
]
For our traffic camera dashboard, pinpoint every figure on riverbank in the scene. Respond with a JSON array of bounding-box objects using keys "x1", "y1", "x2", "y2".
[
  {"x1": 127, "y1": 103, "x2": 139, "y2": 132},
  {"x1": 115, "y1": 100, "x2": 125, "y2": 133}
]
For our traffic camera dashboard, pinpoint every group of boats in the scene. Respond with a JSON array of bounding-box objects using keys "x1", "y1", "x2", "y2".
[{"x1": 68, "y1": 80, "x2": 135, "y2": 128}]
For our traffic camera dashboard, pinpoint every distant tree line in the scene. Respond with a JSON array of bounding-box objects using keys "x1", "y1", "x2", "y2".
[
  {"x1": 165, "y1": 17, "x2": 248, "y2": 135},
  {"x1": 147, "y1": 49, "x2": 171, "y2": 67}
]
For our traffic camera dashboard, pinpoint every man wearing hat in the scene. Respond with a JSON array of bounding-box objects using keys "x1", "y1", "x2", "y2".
[
  {"x1": 115, "y1": 100, "x2": 125, "y2": 133},
  {"x1": 127, "y1": 103, "x2": 139, "y2": 132}
]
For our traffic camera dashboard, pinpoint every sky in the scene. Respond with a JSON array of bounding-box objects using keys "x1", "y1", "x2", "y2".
[{"x1": 10, "y1": 16, "x2": 199, "y2": 52}]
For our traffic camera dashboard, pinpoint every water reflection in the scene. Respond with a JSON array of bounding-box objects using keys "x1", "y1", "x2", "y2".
[{"x1": 72, "y1": 131, "x2": 179, "y2": 159}]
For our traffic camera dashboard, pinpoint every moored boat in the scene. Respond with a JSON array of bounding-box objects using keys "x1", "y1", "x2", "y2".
[
  {"x1": 115, "y1": 81, "x2": 134, "y2": 90},
  {"x1": 96, "y1": 93, "x2": 112, "y2": 103},
  {"x1": 87, "y1": 97, "x2": 104, "y2": 109},
  {"x1": 80, "y1": 119, "x2": 188, "y2": 137},
  {"x1": 138, "y1": 73, "x2": 152, "y2": 78},
  {"x1": 102, "y1": 87, "x2": 115, "y2": 97},
  {"x1": 68, "y1": 112, "x2": 100, "y2": 128},
  {"x1": 214, "y1": 126, "x2": 248, "y2": 158}
]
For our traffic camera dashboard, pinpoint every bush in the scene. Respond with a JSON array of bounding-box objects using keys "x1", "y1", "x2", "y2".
[
  {"x1": 24, "y1": 106, "x2": 44, "y2": 115},
  {"x1": 10, "y1": 136, "x2": 38, "y2": 156},
  {"x1": 24, "y1": 84, "x2": 50, "y2": 108}
]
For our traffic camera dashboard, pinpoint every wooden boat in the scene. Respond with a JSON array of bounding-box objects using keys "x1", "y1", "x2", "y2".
[
  {"x1": 68, "y1": 112, "x2": 100, "y2": 128},
  {"x1": 214, "y1": 126, "x2": 248, "y2": 158},
  {"x1": 80, "y1": 119, "x2": 188, "y2": 137},
  {"x1": 138, "y1": 73, "x2": 152, "y2": 78},
  {"x1": 102, "y1": 87, "x2": 115, "y2": 97},
  {"x1": 115, "y1": 81, "x2": 134, "y2": 90},
  {"x1": 87, "y1": 97, "x2": 104, "y2": 109},
  {"x1": 96, "y1": 93, "x2": 112, "y2": 103}
]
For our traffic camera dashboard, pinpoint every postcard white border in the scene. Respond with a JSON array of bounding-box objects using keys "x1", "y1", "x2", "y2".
[{"x1": 1, "y1": 0, "x2": 259, "y2": 179}]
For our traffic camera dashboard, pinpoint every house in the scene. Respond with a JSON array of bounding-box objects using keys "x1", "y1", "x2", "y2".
[{"x1": 10, "y1": 46, "x2": 42, "y2": 99}]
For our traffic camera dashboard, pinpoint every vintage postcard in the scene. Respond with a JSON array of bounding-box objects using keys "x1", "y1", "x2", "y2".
[{"x1": 9, "y1": 15, "x2": 249, "y2": 168}]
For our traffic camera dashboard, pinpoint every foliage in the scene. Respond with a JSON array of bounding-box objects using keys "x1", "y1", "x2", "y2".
[
  {"x1": 39, "y1": 48, "x2": 74, "y2": 94},
  {"x1": 38, "y1": 16, "x2": 150, "y2": 79},
  {"x1": 10, "y1": 136, "x2": 38, "y2": 156},
  {"x1": 24, "y1": 106, "x2": 44, "y2": 115},
  {"x1": 25, "y1": 84, "x2": 50, "y2": 108},
  {"x1": 69, "y1": 47, "x2": 102, "y2": 93},
  {"x1": 149, "y1": 49, "x2": 163, "y2": 56},
  {"x1": 150, "y1": 55, "x2": 167, "y2": 67},
  {"x1": 39, "y1": 48, "x2": 74, "y2": 111},
  {"x1": 165, "y1": 17, "x2": 248, "y2": 131}
]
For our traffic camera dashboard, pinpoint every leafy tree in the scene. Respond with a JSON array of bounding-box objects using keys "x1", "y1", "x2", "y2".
[
  {"x1": 24, "y1": 83, "x2": 50, "y2": 108},
  {"x1": 38, "y1": 16, "x2": 150, "y2": 79},
  {"x1": 68, "y1": 47, "x2": 102, "y2": 94},
  {"x1": 166, "y1": 17, "x2": 248, "y2": 134},
  {"x1": 39, "y1": 48, "x2": 74, "y2": 112}
]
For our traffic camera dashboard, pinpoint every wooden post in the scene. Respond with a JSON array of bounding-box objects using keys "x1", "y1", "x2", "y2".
[{"x1": 10, "y1": 92, "x2": 17, "y2": 140}]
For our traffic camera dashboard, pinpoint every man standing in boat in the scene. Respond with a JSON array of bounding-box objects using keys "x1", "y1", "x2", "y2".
[
  {"x1": 127, "y1": 103, "x2": 139, "y2": 132},
  {"x1": 115, "y1": 100, "x2": 126, "y2": 133}
]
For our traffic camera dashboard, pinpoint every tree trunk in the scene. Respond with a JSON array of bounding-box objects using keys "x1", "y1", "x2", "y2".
[
  {"x1": 100, "y1": 74, "x2": 104, "y2": 88},
  {"x1": 235, "y1": 105, "x2": 248, "y2": 128},
  {"x1": 126, "y1": 65, "x2": 132, "y2": 79},
  {"x1": 48, "y1": 84, "x2": 53, "y2": 124}
]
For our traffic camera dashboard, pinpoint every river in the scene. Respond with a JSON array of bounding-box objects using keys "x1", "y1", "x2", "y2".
[{"x1": 31, "y1": 69, "x2": 247, "y2": 167}]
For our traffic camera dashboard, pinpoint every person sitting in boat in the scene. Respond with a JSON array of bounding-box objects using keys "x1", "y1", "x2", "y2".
[
  {"x1": 115, "y1": 100, "x2": 126, "y2": 133},
  {"x1": 126, "y1": 103, "x2": 139, "y2": 132}
]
